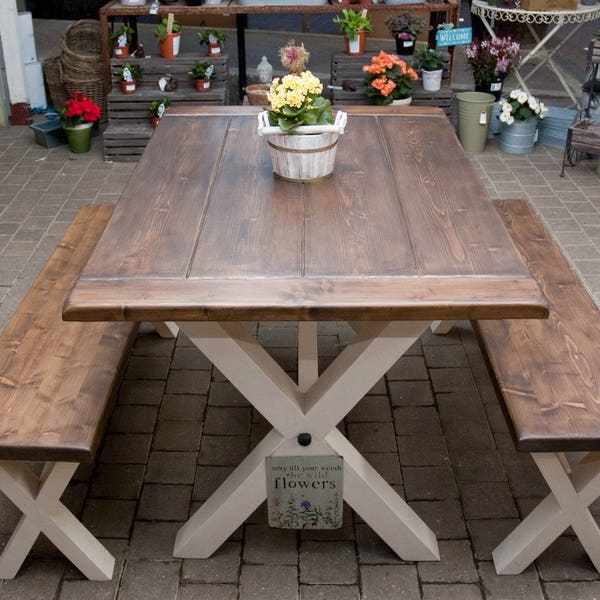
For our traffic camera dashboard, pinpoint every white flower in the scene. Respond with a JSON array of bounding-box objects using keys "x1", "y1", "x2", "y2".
[
  {"x1": 499, "y1": 111, "x2": 510, "y2": 123},
  {"x1": 501, "y1": 101, "x2": 512, "y2": 113},
  {"x1": 507, "y1": 115, "x2": 515, "y2": 125},
  {"x1": 529, "y1": 98, "x2": 539, "y2": 112},
  {"x1": 509, "y1": 89, "x2": 520, "y2": 99},
  {"x1": 539, "y1": 102, "x2": 548, "y2": 119},
  {"x1": 517, "y1": 92, "x2": 528, "y2": 104}
]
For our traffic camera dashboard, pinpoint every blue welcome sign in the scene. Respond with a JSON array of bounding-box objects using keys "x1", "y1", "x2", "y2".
[{"x1": 436, "y1": 27, "x2": 473, "y2": 47}]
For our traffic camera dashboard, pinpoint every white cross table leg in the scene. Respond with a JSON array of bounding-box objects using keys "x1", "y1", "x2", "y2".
[
  {"x1": 174, "y1": 321, "x2": 439, "y2": 562},
  {"x1": 493, "y1": 452, "x2": 600, "y2": 575},
  {"x1": 0, "y1": 461, "x2": 114, "y2": 580}
]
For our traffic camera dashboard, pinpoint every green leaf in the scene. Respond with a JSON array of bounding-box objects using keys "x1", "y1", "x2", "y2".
[
  {"x1": 302, "y1": 110, "x2": 318, "y2": 125},
  {"x1": 278, "y1": 117, "x2": 298, "y2": 132}
]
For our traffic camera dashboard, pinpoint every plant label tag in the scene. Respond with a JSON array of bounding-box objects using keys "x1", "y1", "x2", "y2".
[
  {"x1": 490, "y1": 82, "x2": 502, "y2": 92},
  {"x1": 479, "y1": 111, "x2": 487, "y2": 125},
  {"x1": 149, "y1": 1, "x2": 159, "y2": 14},
  {"x1": 403, "y1": 40, "x2": 414, "y2": 48},
  {"x1": 266, "y1": 455, "x2": 343, "y2": 529}
]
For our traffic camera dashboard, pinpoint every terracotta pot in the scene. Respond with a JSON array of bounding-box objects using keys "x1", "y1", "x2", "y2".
[
  {"x1": 120, "y1": 79, "x2": 136, "y2": 94},
  {"x1": 344, "y1": 30, "x2": 366, "y2": 56},
  {"x1": 195, "y1": 79, "x2": 211, "y2": 92},
  {"x1": 158, "y1": 32, "x2": 181, "y2": 59},
  {"x1": 113, "y1": 44, "x2": 129, "y2": 59},
  {"x1": 245, "y1": 84, "x2": 270, "y2": 106},
  {"x1": 207, "y1": 43, "x2": 223, "y2": 57},
  {"x1": 150, "y1": 117, "x2": 160, "y2": 129}
]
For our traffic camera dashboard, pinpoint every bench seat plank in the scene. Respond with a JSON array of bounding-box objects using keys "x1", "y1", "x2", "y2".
[
  {"x1": 474, "y1": 199, "x2": 600, "y2": 453},
  {"x1": 0, "y1": 205, "x2": 138, "y2": 463}
]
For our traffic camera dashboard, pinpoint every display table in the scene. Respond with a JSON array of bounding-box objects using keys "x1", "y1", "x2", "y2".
[
  {"x1": 471, "y1": 0, "x2": 600, "y2": 107},
  {"x1": 99, "y1": 0, "x2": 460, "y2": 99},
  {"x1": 64, "y1": 105, "x2": 547, "y2": 561}
]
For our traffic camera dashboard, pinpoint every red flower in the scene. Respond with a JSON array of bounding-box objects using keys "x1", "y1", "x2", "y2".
[{"x1": 59, "y1": 92, "x2": 101, "y2": 127}]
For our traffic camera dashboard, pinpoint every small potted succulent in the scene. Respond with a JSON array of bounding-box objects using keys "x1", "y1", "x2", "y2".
[
  {"x1": 385, "y1": 12, "x2": 426, "y2": 56},
  {"x1": 333, "y1": 9, "x2": 373, "y2": 56},
  {"x1": 115, "y1": 63, "x2": 142, "y2": 94},
  {"x1": 154, "y1": 15, "x2": 181, "y2": 59},
  {"x1": 148, "y1": 98, "x2": 171, "y2": 129},
  {"x1": 110, "y1": 24, "x2": 134, "y2": 59},
  {"x1": 412, "y1": 48, "x2": 444, "y2": 91},
  {"x1": 188, "y1": 62, "x2": 215, "y2": 92},
  {"x1": 198, "y1": 29, "x2": 225, "y2": 57}
]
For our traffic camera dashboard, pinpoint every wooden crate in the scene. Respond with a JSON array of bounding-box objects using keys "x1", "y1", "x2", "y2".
[
  {"x1": 104, "y1": 53, "x2": 229, "y2": 161},
  {"x1": 330, "y1": 52, "x2": 453, "y2": 118}
]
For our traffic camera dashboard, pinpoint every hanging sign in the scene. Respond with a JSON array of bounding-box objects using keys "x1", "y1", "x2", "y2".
[
  {"x1": 266, "y1": 455, "x2": 343, "y2": 529},
  {"x1": 436, "y1": 27, "x2": 473, "y2": 47}
]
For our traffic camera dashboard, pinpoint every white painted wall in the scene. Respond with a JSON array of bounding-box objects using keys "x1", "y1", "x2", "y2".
[{"x1": 0, "y1": 0, "x2": 28, "y2": 107}]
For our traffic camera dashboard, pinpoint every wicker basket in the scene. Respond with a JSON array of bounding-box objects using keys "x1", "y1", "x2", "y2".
[
  {"x1": 63, "y1": 76, "x2": 107, "y2": 121},
  {"x1": 42, "y1": 57, "x2": 67, "y2": 110}
]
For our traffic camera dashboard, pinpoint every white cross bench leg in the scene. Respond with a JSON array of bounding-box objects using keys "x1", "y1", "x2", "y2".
[
  {"x1": 493, "y1": 451, "x2": 600, "y2": 574},
  {"x1": 174, "y1": 320, "x2": 439, "y2": 562},
  {"x1": 0, "y1": 461, "x2": 114, "y2": 580}
]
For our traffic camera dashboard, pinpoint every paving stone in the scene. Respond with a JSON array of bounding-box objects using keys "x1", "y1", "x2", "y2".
[
  {"x1": 244, "y1": 523, "x2": 298, "y2": 565},
  {"x1": 125, "y1": 356, "x2": 171, "y2": 380},
  {"x1": 118, "y1": 379, "x2": 165, "y2": 406},
  {"x1": 536, "y1": 536, "x2": 600, "y2": 582},
  {"x1": 81, "y1": 498, "x2": 136, "y2": 538},
  {"x1": 386, "y1": 355, "x2": 429, "y2": 380},
  {"x1": 360, "y1": 564, "x2": 420, "y2": 600},
  {"x1": 171, "y1": 345, "x2": 212, "y2": 370},
  {"x1": 484, "y1": 403, "x2": 511, "y2": 434},
  {"x1": 423, "y1": 344, "x2": 469, "y2": 368},
  {"x1": 300, "y1": 541, "x2": 358, "y2": 584},
  {"x1": 179, "y1": 584, "x2": 237, "y2": 600},
  {"x1": 403, "y1": 465, "x2": 458, "y2": 500},
  {"x1": 166, "y1": 369, "x2": 211, "y2": 395},
  {"x1": 0, "y1": 559, "x2": 64, "y2": 599},
  {"x1": 239, "y1": 564, "x2": 298, "y2": 599},
  {"x1": 193, "y1": 466, "x2": 235, "y2": 501},
  {"x1": 203, "y1": 406, "x2": 252, "y2": 436},
  {"x1": 430, "y1": 368, "x2": 477, "y2": 393},
  {"x1": 461, "y1": 482, "x2": 519, "y2": 519},
  {"x1": 502, "y1": 460, "x2": 549, "y2": 499},
  {"x1": 418, "y1": 540, "x2": 478, "y2": 583},
  {"x1": 436, "y1": 392, "x2": 488, "y2": 422},
  {"x1": 90, "y1": 463, "x2": 145, "y2": 499},
  {"x1": 138, "y1": 484, "x2": 192, "y2": 521},
  {"x1": 478, "y1": 561, "x2": 544, "y2": 600},
  {"x1": 393, "y1": 406, "x2": 442, "y2": 436},
  {"x1": 300, "y1": 584, "x2": 359, "y2": 600},
  {"x1": 132, "y1": 334, "x2": 175, "y2": 357},
  {"x1": 396, "y1": 435, "x2": 449, "y2": 467},
  {"x1": 128, "y1": 521, "x2": 183, "y2": 560},
  {"x1": 109, "y1": 405, "x2": 158, "y2": 434},
  {"x1": 443, "y1": 420, "x2": 496, "y2": 451},
  {"x1": 258, "y1": 325, "x2": 297, "y2": 347},
  {"x1": 153, "y1": 420, "x2": 203, "y2": 452},
  {"x1": 208, "y1": 381, "x2": 250, "y2": 407},
  {"x1": 421, "y1": 583, "x2": 483, "y2": 600},
  {"x1": 346, "y1": 422, "x2": 397, "y2": 453},
  {"x1": 355, "y1": 523, "x2": 403, "y2": 565},
  {"x1": 146, "y1": 451, "x2": 198, "y2": 484},
  {"x1": 408, "y1": 499, "x2": 468, "y2": 539},
  {"x1": 118, "y1": 560, "x2": 180, "y2": 600},
  {"x1": 99, "y1": 433, "x2": 152, "y2": 464},
  {"x1": 450, "y1": 449, "x2": 506, "y2": 482},
  {"x1": 389, "y1": 380, "x2": 435, "y2": 406},
  {"x1": 364, "y1": 452, "x2": 402, "y2": 484},
  {"x1": 159, "y1": 394, "x2": 207, "y2": 421},
  {"x1": 346, "y1": 395, "x2": 392, "y2": 422},
  {"x1": 182, "y1": 541, "x2": 241, "y2": 583},
  {"x1": 467, "y1": 518, "x2": 521, "y2": 560},
  {"x1": 544, "y1": 581, "x2": 600, "y2": 599},
  {"x1": 198, "y1": 435, "x2": 249, "y2": 466}
]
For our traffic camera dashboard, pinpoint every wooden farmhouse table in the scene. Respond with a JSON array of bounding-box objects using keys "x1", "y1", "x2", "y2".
[{"x1": 64, "y1": 105, "x2": 548, "y2": 562}]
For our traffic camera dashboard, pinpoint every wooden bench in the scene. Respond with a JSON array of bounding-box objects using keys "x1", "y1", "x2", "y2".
[
  {"x1": 0, "y1": 205, "x2": 138, "y2": 580},
  {"x1": 473, "y1": 199, "x2": 600, "y2": 575},
  {"x1": 330, "y1": 51, "x2": 454, "y2": 119}
]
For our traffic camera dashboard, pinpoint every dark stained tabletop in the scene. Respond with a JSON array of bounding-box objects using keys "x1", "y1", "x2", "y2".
[{"x1": 64, "y1": 106, "x2": 548, "y2": 323}]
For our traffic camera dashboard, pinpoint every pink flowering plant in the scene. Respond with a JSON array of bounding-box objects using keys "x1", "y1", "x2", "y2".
[{"x1": 464, "y1": 36, "x2": 521, "y2": 87}]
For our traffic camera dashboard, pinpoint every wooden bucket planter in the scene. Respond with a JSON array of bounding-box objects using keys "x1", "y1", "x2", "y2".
[{"x1": 257, "y1": 111, "x2": 347, "y2": 182}]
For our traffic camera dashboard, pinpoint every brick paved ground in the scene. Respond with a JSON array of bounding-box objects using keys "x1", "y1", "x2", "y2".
[{"x1": 0, "y1": 125, "x2": 598, "y2": 599}]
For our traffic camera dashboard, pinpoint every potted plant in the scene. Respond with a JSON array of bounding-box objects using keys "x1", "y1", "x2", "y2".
[
  {"x1": 385, "y1": 12, "x2": 426, "y2": 56},
  {"x1": 198, "y1": 29, "x2": 225, "y2": 57},
  {"x1": 154, "y1": 15, "x2": 181, "y2": 59},
  {"x1": 114, "y1": 63, "x2": 142, "y2": 94},
  {"x1": 110, "y1": 24, "x2": 134, "y2": 59},
  {"x1": 413, "y1": 48, "x2": 444, "y2": 92},
  {"x1": 58, "y1": 92, "x2": 101, "y2": 153},
  {"x1": 464, "y1": 36, "x2": 521, "y2": 100},
  {"x1": 363, "y1": 51, "x2": 419, "y2": 106},
  {"x1": 498, "y1": 89, "x2": 548, "y2": 154},
  {"x1": 258, "y1": 70, "x2": 347, "y2": 182},
  {"x1": 148, "y1": 98, "x2": 171, "y2": 129},
  {"x1": 333, "y1": 9, "x2": 373, "y2": 56},
  {"x1": 188, "y1": 62, "x2": 215, "y2": 92}
]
